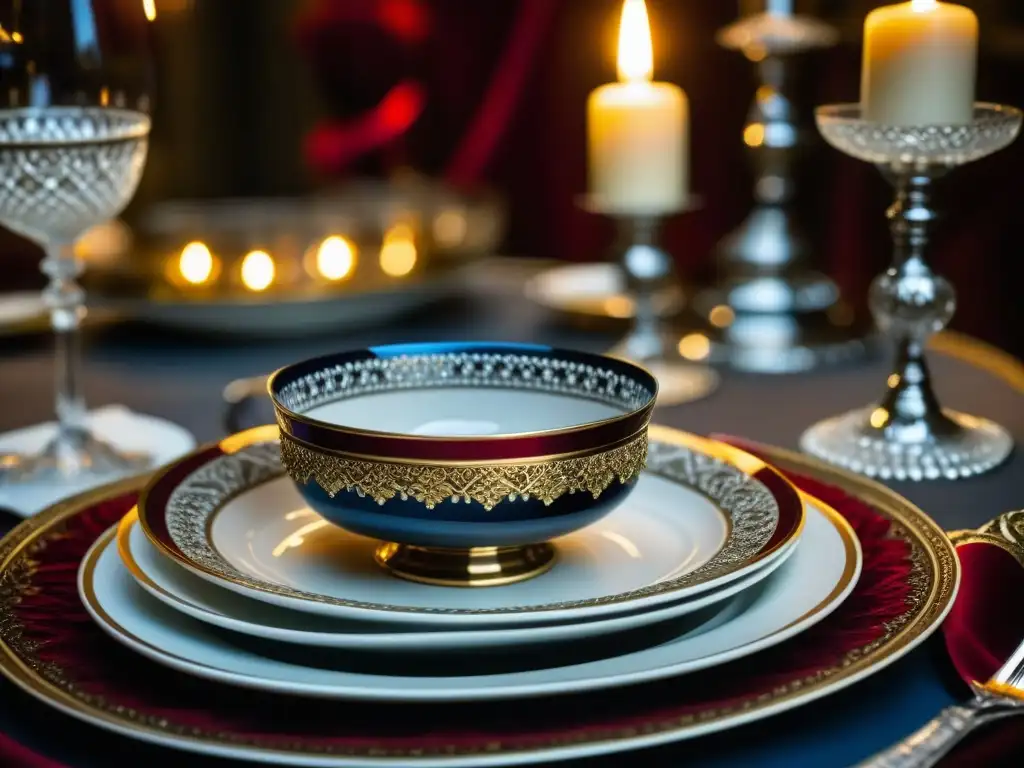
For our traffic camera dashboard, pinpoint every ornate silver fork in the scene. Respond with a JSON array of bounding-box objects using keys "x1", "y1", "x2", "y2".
[{"x1": 858, "y1": 510, "x2": 1024, "y2": 767}]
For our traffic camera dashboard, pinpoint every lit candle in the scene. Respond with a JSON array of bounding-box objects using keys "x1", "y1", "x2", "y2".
[
  {"x1": 240, "y1": 250, "x2": 275, "y2": 292},
  {"x1": 861, "y1": 0, "x2": 977, "y2": 126},
  {"x1": 313, "y1": 236, "x2": 356, "y2": 281},
  {"x1": 380, "y1": 224, "x2": 418, "y2": 277},
  {"x1": 587, "y1": 0, "x2": 688, "y2": 214},
  {"x1": 178, "y1": 241, "x2": 215, "y2": 285}
]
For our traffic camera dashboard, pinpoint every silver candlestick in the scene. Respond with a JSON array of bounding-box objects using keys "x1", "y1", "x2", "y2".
[
  {"x1": 801, "y1": 103, "x2": 1021, "y2": 481},
  {"x1": 588, "y1": 199, "x2": 719, "y2": 407},
  {"x1": 697, "y1": 6, "x2": 871, "y2": 373}
]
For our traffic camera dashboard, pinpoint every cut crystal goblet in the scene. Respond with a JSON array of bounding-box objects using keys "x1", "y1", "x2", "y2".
[
  {"x1": 800, "y1": 104, "x2": 1021, "y2": 481},
  {"x1": 0, "y1": 0, "x2": 155, "y2": 486}
]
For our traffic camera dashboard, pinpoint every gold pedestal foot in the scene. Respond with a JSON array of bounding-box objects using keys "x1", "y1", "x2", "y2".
[{"x1": 374, "y1": 542, "x2": 556, "y2": 587}]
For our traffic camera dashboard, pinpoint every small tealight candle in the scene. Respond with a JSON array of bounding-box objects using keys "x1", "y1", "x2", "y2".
[
  {"x1": 861, "y1": 0, "x2": 978, "y2": 126},
  {"x1": 240, "y1": 250, "x2": 275, "y2": 292},
  {"x1": 586, "y1": 0, "x2": 688, "y2": 214}
]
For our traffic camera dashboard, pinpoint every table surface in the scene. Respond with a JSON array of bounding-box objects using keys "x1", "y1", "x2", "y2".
[{"x1": 0, "y1": 267, "x2": 1021, "y2": 768}]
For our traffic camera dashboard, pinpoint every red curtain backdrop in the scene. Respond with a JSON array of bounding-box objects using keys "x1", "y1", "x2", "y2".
[{"x1": 297, "y1": 0, "x2": 1024, "y2": 356}]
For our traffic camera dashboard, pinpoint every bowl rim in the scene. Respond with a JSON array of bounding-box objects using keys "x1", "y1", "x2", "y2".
[{"x1": 266, "y1": 341, "x2": 659, "y2": 444}]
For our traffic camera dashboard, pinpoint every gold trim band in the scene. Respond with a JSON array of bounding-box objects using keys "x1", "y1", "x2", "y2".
[{"x1": 280, "y1": 430, "x2": 649, "y2": 510}]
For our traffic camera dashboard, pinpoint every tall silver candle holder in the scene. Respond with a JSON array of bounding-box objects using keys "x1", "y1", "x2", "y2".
[
  {"x1": 697, "y1": 6, "x2": 871, "y2": 374},
  {"x1": 800, "y1": 103, "x2": 1022, "y2": 481},
  {"x1": 586, "y1": 198, "x2": 719, "y2": 407}
]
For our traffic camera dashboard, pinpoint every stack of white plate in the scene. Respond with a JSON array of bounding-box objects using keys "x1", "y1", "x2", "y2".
[{"x1": 80, "y1": 424, "x2": 864, "y2": 707}]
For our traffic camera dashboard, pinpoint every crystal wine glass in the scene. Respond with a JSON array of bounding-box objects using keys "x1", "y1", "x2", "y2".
[{"x1": 0, "y1": 0, "x2": 153, "y2": 484}]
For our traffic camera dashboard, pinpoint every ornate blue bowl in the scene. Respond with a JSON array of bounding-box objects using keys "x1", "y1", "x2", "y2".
[{"x1": 268, "y1": 342, "x2": 657, "y2": 586}]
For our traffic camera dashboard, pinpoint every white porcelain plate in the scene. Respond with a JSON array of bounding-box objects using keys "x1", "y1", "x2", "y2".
[
  {"x1": 81, "y1": 493, "x2": 859, "y2": 702},
  {"x1": 137, "y1": 428, "x2": 805, "y2": 628},
  {"x1": 118, "y1": 507, "x2": 797, "y2": 653}
]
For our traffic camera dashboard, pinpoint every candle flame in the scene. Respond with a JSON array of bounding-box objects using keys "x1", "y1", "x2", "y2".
[
  {"x1": 910, "y1": 0, "x2": 937, "y2": 11},
  {"x1": 617, "y1": 0, "x2": 653, "y2": 84},
  {"x1": 677, "y1": 333, "x2": 711, "y2": 362},
  {"x1": 142, "y1": 0, "x2": 157, "y2": 21},
  {"x1": 380, "y1": 224, "x2": 418, "y2": 277},
  {"x1": 178, "y1": 241, "x2": 214, "y2": 285},
  {"x1": 240, "y1": 250, "x2": 275, "y2": 291},
  {"x1": 315, "y1": 235, "x2": 356, "y2": 281}
]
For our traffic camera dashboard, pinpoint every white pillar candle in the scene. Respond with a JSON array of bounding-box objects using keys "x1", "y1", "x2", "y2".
[
  {"x1": 587, "y1": 0, "x2": 688, "y2": 215},
  {"x1": 861, "y1": 0, "x2": 978, "y2": 126}
]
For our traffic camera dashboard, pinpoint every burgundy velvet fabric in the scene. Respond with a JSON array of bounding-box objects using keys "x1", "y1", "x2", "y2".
[
  {"x1": 294, "y1": 0, "x2": 556, "y2": 189},
  {"x1": 942, "y1": 541, "x2": 1024, "y2": 687},
  {"x1": 2, "y1": 469, "x2": 921, "y2": 763},
  {"x1": 936, "y1": 541, "x2": 1024, "y2": 767}
]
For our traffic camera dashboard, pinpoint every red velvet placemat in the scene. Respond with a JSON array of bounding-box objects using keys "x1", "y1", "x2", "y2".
[{"x1": 0, "y1": 465, "x2": 936, "y2": 765}]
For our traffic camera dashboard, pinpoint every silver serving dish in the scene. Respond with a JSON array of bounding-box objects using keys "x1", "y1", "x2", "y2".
[{"x1": 82, "y1": 178, "x2": 504, "y2": 337}]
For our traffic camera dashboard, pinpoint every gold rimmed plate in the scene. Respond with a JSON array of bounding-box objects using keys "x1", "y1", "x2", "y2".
[
  {"x1": 136, "y1": 425, "x2": 805, "y2": 628},
  {"x1": 80, "y1": 488, "x2": 854, "y2": 701},
  {"x1": 114, "y1": 506, "x2": 799, "y2": 654},
  {"x1": 0, "y1": 439, "x2": 955, "y2": 765}
]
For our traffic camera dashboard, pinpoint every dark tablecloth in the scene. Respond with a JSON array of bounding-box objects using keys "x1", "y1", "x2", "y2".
[{"x1": 0, "y1": 273, "x2": 1021, "y2": 767}]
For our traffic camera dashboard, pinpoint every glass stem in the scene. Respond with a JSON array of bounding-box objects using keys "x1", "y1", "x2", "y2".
[
  {"x1": 871, "y1": 171, "x2": 958, "y2": 438},
  {"x1": 616, "y1": 216, "x2": 674, "y2": 361},
  {"x1": 627, "y1": 217, "x2": 665, "y2": 344},
  {"x1": 41, "y1": 242, "x2": 89, "y2": 444}
]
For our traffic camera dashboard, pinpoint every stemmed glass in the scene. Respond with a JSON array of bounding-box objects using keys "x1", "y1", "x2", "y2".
[
  {"x1": 0, "y1": 0, "x2": 153, "y2": 484},
  {"x1": 800, "y1": 103, "x2": 1021, "y2": 481}
]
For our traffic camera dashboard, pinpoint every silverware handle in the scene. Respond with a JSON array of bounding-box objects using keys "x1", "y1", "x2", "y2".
[
  {"x1": 856, "y1": 704, "x2": 977, "y2": 768},
  {"x1": 856, "y1": 700, "x2": 1005, "y2": 768}
]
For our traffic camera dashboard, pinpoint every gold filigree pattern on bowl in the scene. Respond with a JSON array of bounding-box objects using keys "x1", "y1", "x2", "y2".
[{"x1": 278, "y1": 430, "x2": 648, "y2": 511}]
